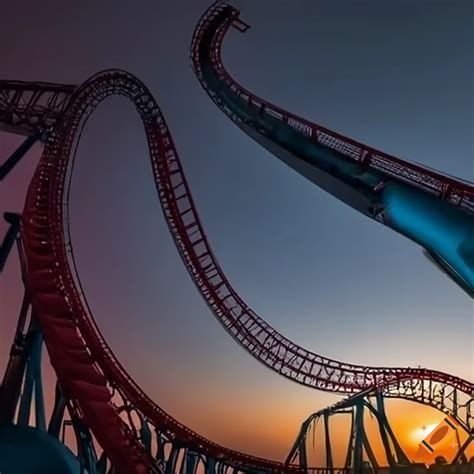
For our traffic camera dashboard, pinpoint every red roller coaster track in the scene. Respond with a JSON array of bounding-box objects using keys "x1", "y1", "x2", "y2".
[
  {"x1": 191, "y1": 3, "x2": 474, "y2": 213},
  {"x1": 19, "y1": 70, "x2": 309, "y2": 473},
  {"x1": 1, "y1": 2, "x2": 469, "y2": 473},
  {"x1": 188, "y1": 3, "x2": 473, "y2": 395}
]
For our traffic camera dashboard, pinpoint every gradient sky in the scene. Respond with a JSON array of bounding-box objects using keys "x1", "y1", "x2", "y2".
[{"x1": 1, "y1": 0, "x2": 473, "y2": 466}]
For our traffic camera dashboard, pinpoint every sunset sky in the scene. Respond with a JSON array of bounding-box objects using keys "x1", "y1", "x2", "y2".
[{"x1": 1, "y1": 0, "x2": 472, "y2": 467}]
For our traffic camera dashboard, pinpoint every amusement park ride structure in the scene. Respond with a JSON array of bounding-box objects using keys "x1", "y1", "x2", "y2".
[{"x1": 0, "y1": 2, "x2": 472, "y2": 473}]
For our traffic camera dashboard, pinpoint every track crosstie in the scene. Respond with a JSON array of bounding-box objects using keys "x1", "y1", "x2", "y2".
[{"x1": 0, "y1": 2, "x2": 470, "y2": 472}]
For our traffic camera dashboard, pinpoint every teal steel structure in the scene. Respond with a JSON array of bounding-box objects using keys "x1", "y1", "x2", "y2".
[{"x1": 192, "y1": 2, "x2": 474, "y2": 298}]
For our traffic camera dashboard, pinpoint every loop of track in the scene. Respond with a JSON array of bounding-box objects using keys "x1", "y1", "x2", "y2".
[
  {"x1": 16, "y1": 2, "x2": 472, "y2": 471},
  {"x1": 21, "y1": 69, "x2": 310, "y2": 473},
  {"x1": 189, "y1": 2, "x2": 473, "y2": 396}
]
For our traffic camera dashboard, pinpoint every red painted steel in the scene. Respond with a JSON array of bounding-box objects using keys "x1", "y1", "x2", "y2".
[
  {"x1": 190, "y1": 3, "x2": 474, "y2": 215},
  {"x1": 18, "y1": 68, "x2": 472, "y2": 472},
  {"x1": 20, "y1": 70, "x2": 307, "y2": 473},
  {"x1": 187, "y1": 3, "x2": 473, "y2": 396},
  {"x1": 6, "y1": 3, "x2": 471, "y2": 471},
  {"x1": 0, "y1": 80, "x2": 75, "y2": 134}
]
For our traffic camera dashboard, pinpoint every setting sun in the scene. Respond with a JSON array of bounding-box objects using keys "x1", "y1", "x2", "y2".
[{"x1": 410, "y1": 423, "x2": 439, "y2": 444}]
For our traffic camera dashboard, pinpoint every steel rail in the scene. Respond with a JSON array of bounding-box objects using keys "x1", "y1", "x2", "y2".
[
  {"x1": 18, "y1": 67, "x2": 472, "y2": 472},
  {"x1": 5, "y1": 4, "x2": 470, "y2": 471},
  {"x1": 20, "y1": 69, "x2": 309, "y2": 473},
  {"x1": 190, "y1": 2, "x2": 474, "y2": 214},
  {"x1": 188, "y1": 2, "x2": 473, "y2": 395}
]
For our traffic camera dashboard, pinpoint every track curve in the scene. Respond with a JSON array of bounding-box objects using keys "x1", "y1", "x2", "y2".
[
  {"x1": 189, "y1": 3, "x2": 473, "y2": 396},
  {"x1": 20, "y1": 70, "x2": 307, "y2": 474},
  {"x1": 16, "y1": 5, "x2": 472, "y2": 472}
]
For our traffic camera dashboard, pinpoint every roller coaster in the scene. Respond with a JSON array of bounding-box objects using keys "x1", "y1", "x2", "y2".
[{"x1": 0, "y1": 1, "x2": 472, "y2": 473}]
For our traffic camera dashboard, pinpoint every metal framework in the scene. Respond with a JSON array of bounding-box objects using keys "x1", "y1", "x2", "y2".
[
  {"x1": 0, "y1": 68, "x2": 470, "y2": 472},
  {"x1": 0, "y1": 80, "x2": 74, "y2": 135},
  {"x1": 189, "y1": 2, "x2": 473, "y2": 397},
  {"x1": 287, "y1": 389, "x2": 472, "y2": 471},
  {"x1": 190, "y1": 1, "x2": 474, "y2": 299},
  {"x1": 190, "y1": 3, "x2": 474, "y2": 215},
  {"x1": 3, "y1": 70, "x2": 309, "y2": 474},
  {"x1": 0, "y1": 1, "x2": 472, "y2": 473}
]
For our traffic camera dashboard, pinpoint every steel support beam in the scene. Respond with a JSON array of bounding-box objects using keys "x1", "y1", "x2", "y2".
[
  {"x1": 0, "y1": 212, "x2": 21, "y2": 272},
  {"x1": 344, "y1": 410, "x2": 355, "y2": 469},
  {"x1": 365, "y1": 396, "x2": 395, "y2": 466},
  {"x1": 48, "y1": 382, "x2": 67, "y2": 438},
  {"x1": 0, "y1": 79, "x2": 75, "y2": 134},
  {"x1": 0, "y1": 288, "x2": 31, "y2": 424},
  {"x1": 353, "y1": 400, "x2": 365, "y2": 474},
  {"x1": 375, "y1": 391, "x2": 410, "y2": 465},
  {"x1": 185, "y1": 451, "x2": 199, "y2": 474},
  {"x1": 453, "y1": 435, "x2": 473, "y2": 464},
  {"x1": 0, "y1": 131, "x2": 41, "y2": 181},
  {"x1": 323, "y1": 410, "x2": 333, "y2": 471},
  {"x1": 17, "y1": 322, "x2": 44, "y2": 429}
]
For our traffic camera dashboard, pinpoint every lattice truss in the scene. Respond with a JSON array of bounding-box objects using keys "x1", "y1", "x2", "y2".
[
  {"x1": 0, "y1": 1, "x2": 472, "y2": 472},
  {"x1": 288, "y1": 387, "x2": 472, "y2": 471},
  {"x1": 191, "y1": 2, "x2": 474, "y2": 215},
  {"x1": 0, "y1": 80, "x2": 75, "y2": 134}
]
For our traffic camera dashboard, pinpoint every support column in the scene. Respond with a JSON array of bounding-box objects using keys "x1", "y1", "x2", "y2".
[
  {"x1": 32, "y1": 329, "x2": 46, "y2": 431},
  {"x1": 285, "y1": 416, "x2": 314, "y2": 467},
  {"x1": 185, "y1": 451, "x2": 198, "y2": 474},
  {"x1": 16, "y1": 318, "x2": 45, "y2": 430},
  {"x1": 18, "y1": 329, "x2": 41, "y2": 426},
  {"x1": 323, "y1": 410, "x2": 333, "y2": 471},
  {"x1": 375, "y1": 391, "x2": 410, "y2": 465},
  {"x1": 48, "y1": 382, "x2": 67, "y2": 438},
  {"x1": 0, "y1": 131, "x2": 41, "y2": 181},
  {"x1": 165, "y1": 445, "x2": 180, "y2": 474},
  {"x1": 453, "y1": 435, "x2": 472, "y2": 464},
  {"x1": 140, "y1": 416, "x2": 152, "y2": 455},
  {"x1": 367, "y1": 395, "x2": 395, "y2": 466},
  {"x1": 299, "y1": 434, "x2": 308, "y2": 469},
  {"x1": 353, "y1": 400, "x2": 365, "y2": 474},
  {"x1": 344, "y1": 410, "x2": 355, "y2": 469},
  {"x1": 70, "y1": 415, "x2": 99, "y2": 474},
  {"x1": 0, "y1": 288, "x2": 31, "y2": 424},
  {"x1": 362, "y1": 428, "x2": 378, "y2": 469},
  {"x1": 0, "y1": 212, "x2": 20, "y2": 272},
  {"x1": 205, "y1": 456, "x2": 216, "y2": 474},
  {"x1": 452, "y1": 389, "x2": 458, "y2": 421}
]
